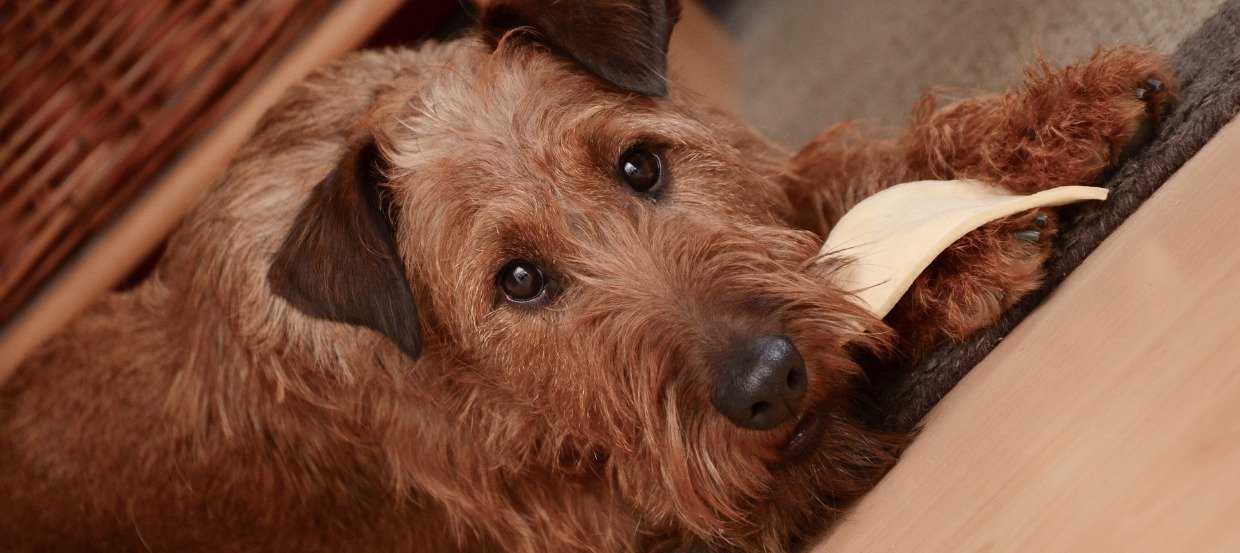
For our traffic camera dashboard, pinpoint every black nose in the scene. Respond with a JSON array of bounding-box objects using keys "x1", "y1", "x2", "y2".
[{"x1": 712, "y1": 334, "x2": 807, "y2": 430}]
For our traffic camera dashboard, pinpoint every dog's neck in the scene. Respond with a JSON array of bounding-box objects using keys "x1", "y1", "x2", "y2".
[{"x1": 3, "y1": 250, "x2": 632, "y2": 548}]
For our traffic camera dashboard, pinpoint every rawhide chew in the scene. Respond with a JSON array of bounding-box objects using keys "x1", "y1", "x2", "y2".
[{"x1": 821, "y1": 180, "x2": 1108, "y2": 316}]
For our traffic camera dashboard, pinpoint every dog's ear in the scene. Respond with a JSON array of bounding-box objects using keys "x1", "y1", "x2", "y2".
[
  {"x1": 477, "y1": 0, "x2": 682, "y2": 96},
  {"x1": 268, "y1": 139, "x2": 421, "y2": 359}
]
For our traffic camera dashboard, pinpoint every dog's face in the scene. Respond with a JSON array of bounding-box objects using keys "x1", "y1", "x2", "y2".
[{"x1": 262, "y1": 0, "x2": 896, "y2": 549}]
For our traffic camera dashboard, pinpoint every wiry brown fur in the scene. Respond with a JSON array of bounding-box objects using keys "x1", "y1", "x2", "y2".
[{"x1": 0, "y1": 15, "x2": 1172, "y2": 553}]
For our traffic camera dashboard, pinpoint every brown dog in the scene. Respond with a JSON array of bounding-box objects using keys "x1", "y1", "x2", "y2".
[{"x1": 0, "y1": 1, "x2": 1173, "y2": 551}]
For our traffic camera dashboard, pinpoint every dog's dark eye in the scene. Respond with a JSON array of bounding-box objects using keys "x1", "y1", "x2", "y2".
[
  {"x1": 618, "y1": 147, "x2": 663, "y2": 193},
  {"x1": 498, "y1": 260, "x2": 546, "y2": 302}
]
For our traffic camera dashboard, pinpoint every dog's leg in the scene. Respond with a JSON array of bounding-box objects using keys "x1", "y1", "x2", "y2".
[{"x1": 787, "y1": 47, "x2": 1174, "y2": 356}]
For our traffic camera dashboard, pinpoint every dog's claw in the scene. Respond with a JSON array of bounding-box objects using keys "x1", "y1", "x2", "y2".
[
  {"x1": 1134, "y1": 79, "x2": 1162, "y2": 100},
  {"x1": 1013, "y1": 229, "x2": 1041, "y2": 243},
  {"x1": 1118, "y1": 78, "x2": 1169, "y2": 159},
  {"x1": 1032, "y1": 212, "x2": 1048, "y2": 228}
]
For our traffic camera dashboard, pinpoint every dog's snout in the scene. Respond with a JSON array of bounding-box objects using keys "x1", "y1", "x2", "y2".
[{"x1": 712, "y1": 334, "x2": 807, "y2": 430}]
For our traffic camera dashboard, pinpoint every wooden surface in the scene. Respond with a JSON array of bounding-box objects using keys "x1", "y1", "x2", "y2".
[
  {"x1": 0, "y1": 0, "x2": 404, "y2": 385},
  {"x1": 814, "y1": 115, "x2": 1240, "y2": 552}
]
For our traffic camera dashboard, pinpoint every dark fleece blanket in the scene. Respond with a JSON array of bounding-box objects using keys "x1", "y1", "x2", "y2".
[{"x1": 870, "y1": 0, "x2": 1240, "y2": 433}]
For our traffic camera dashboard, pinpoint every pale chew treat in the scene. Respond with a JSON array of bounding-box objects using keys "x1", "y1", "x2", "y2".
[{"x1": 821, "y1": 180, "x2": 1109, "y2": 317}]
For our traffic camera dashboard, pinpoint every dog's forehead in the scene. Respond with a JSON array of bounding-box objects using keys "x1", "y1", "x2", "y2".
[
  {"x1": 373, "y1": 40, "x2": 770, "y2": 254},
  {"x1": 374, "y1": 42, "x2": 703, "y2": 226},
  {"x1": 384, "y1": 40, "x2": 699, "y2": 180}
]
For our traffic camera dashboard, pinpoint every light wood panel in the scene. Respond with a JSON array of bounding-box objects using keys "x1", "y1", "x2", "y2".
[{"x1": 814, "y1": 116, "x2": 1240, "y2": 552}]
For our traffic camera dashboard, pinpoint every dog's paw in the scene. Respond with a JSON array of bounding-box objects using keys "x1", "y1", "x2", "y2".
[
  {"x1": 1054, "y1": 47, "x2": 1176, "y2": 164},
  {"x1": 1011, "y1": 210, "x2": 1051, "y2": 244},
  {"x1": 885, "y1": 208, "x2": 1058, "y2": 358},
  {"x1": 992, "y1": 47, "x2": 1176, "y2": 193},
  {"x1": 1117, "y1": 77, "x2": 1174, "y2": 159}
]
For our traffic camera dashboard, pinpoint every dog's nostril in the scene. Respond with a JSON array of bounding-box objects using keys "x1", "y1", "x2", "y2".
[
  {"x1": 712, "y1": 334, "x2": 808, "y2": 431},
  {"x1": 750, "y1": 401, "x2": 772, "y2": 419},
  {"x1": 786, "y1": 369, "x2": 804, "y2": 389}
]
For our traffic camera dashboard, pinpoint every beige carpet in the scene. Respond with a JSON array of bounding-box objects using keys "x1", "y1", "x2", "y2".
[{"x1": 720, "y1": 0, "x2": 1227, "y2": 145}]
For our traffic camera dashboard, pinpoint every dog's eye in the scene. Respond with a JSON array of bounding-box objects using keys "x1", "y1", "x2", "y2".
[
  {"x1": 498, "y1": 260, "x2": 546, "y2": 303},
  {"x1": 618, "y1": 147, "x2": 663, "y2": 194}
]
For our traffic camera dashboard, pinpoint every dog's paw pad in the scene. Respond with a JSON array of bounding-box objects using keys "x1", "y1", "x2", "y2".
[
  {"x1": 1119, "y1": 113, "x2": 1157, "y2": 159},
  {"x1": 1119, "y1": 77, "x2": 1175, "y2": 159}
]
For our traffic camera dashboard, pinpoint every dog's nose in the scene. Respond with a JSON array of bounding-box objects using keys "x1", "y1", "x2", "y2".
[{"x1": 712, "y1": 334, "x2": 807, "y2": 430}]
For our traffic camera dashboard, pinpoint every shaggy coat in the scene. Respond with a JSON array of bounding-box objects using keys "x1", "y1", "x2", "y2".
[{"x1": 0, "y1": 1, "x2": 1172, "y2": 551}]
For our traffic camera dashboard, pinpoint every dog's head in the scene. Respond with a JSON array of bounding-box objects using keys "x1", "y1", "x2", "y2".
[{"x1": 258, "y1": 1, "x2": 897, "y2": 549}]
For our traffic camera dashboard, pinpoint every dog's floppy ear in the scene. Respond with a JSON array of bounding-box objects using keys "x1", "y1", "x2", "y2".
[
  {"x1": 268, "y1": 139, "x2": 421, "y2": 359},
  {"x1": 478, "y1": 0, "x2": 682, "y2": 96}
]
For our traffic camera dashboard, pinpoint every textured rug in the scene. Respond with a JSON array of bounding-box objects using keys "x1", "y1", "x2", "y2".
[
  {"x1": 869, "y1": 0, "x2": 1240, "y2": 433},
  {"x1": 717, "y1": 0, "x2": 1228, "y2": 144}
]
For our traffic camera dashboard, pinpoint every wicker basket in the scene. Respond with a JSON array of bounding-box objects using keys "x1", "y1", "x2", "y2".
[{"x1": 0, "y1": 0, "x2": 333, "y2": 323}]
